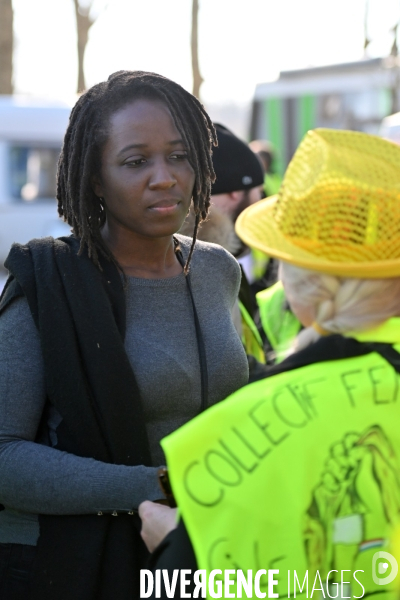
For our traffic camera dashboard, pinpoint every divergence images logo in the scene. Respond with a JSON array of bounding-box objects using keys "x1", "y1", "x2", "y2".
[{"x1": 372, "y1": 551, "x2": 399, "y2": 586}]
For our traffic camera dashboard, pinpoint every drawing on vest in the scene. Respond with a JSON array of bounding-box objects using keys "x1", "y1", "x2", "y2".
[
  {"x1": 207, "y1": 537, "x2": 261, "y2": 573},
  {"x1": 303, "y1": 425, "x2": 400, "y2": 588}
]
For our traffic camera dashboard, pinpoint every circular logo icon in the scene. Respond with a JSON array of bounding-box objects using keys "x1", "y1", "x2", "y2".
[{"x1": 372, "y1": 551, "x2": 398, "y2": 586}]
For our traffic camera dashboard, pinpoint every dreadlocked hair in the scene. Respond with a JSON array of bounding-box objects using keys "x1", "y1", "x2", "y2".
[{"x1": 57, "y1": 70, "x2": 217, "y2": 273}]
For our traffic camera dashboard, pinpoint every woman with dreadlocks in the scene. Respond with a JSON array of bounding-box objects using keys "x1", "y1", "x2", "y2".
[{"x1": 0, "y1": 71, "x2": 249, "y2": 600}]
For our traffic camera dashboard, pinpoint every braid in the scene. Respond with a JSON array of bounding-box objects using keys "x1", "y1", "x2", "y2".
[{"x1": 57, "y1": 71, "x2": 217, "y2": 272}]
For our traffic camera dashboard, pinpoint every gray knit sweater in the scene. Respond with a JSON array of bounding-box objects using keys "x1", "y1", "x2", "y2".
[{"x1": 0, "y1": 236, "x2": 248, "y2": 545}]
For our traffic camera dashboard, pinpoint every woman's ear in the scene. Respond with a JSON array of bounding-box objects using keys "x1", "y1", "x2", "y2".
[{"x1": 91, "y1": 175, "x2": 103, "y2": 199}]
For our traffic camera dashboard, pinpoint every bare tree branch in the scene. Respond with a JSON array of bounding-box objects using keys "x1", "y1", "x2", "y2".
[
  {"x1": 74, "y1": 0, "x2": 95, "y2": 93},
  {"x1": 363, "y1": 0, "x2": 371, "y2": 54},
  {"x1": 390, "y1": 22, "x2": 399, "y2": 57},
  {"x1": 191, "y1": 0, "x2": 203, "y2": 100},
  {"x1": 0, "y1": 0, "x2": 13, "y2": 94}
]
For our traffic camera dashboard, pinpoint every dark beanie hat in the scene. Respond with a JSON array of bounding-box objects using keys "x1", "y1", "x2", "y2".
[{"x1": 211, "y1": 123, "x2": 264, "y2": 195}]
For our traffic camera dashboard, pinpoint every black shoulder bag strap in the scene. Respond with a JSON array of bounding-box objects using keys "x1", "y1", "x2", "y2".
[
  {"x1": 175, "y1": 243, "x2": 209, "y2": 414},
  {"x1": 364, "y1": 342, "x2": 400, "y2": 374},
  {"x1": 255, "y1": 334, "x2": 400, "y2": 383}
]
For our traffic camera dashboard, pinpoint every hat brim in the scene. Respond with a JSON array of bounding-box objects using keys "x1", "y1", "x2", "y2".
[{"x1": 235, "y1": 195, "x2": 400, "y2": 279}]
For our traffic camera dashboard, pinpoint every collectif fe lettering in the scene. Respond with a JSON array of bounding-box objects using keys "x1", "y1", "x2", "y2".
[{"x1": 182, "y1": 364, "x2": 399, "y2": 508}]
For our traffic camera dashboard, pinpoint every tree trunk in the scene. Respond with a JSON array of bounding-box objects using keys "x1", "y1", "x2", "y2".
[
  {"x1": 0, "y1": 0, "x2": 13, "y2": 94},
  {"x1": 191, "y1": 0, "x2": 203, "y2": 100},
  {"x1": 390, "y1": 23, "x2": 398, "y2": 57},
  {"x1": 363, "y1": 0, "x2": 370, "y2": 55},
  {"x1": 74, "y1": 0, "x2": 93, "y2": 93}
]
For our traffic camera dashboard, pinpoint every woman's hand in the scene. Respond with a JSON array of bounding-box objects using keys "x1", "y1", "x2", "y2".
[{"x1": 138, "y1": 500, "x2": 178, "y2": 553}]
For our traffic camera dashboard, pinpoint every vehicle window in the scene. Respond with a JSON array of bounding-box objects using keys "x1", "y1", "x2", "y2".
[{"x1": 9, "y1": 145, "x2": 61, "y2": 201}]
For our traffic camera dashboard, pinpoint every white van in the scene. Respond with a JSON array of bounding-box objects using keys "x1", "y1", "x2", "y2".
[
  {"x1": 379, "y1": 111, "x2": 400, "y2": 145},
  {"x1": 0, "y1": 96, "x2": 73, "y2": 269}
]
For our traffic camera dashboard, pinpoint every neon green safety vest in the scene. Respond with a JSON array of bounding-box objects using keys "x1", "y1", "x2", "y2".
[
  {"x1": 250, "y1": 249, "x2": 270, "y2": 282},
  {"x1": 239, "y1": 300, "x2": 265, "y2": 364},
  {"x1": 162, "y1": 318, "x2": 400, "y2": 599},
  {"x1": 256, "y1": 281, "x2": 301, "y2": 362}
]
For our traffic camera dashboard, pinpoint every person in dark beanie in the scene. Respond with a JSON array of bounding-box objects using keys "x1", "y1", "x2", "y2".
[
  {"x1": 180, "y1": 123, "x2": 267, "y2": 370},
  {"x1": 211, "y1": 124, "x2": 265, "y2": 224},
  {"x1": 180, "y1": 124, "x2": 265, "y2": 256}
]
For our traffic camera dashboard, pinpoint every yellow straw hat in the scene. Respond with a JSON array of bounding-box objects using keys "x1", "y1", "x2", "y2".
[{"x1": 235, "y1": 128, "x2": 400, "y2": 278}]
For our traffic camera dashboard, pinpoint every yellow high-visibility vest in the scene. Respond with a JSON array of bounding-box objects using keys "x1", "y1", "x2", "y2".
[
  {"x1": 239, "y1": 300, "x2": 265, "y2": 364},
  {"x1": 256, "y1": 281, "x2": 301, "y2": 362},
  {"x1": 250, "y1": 249, "x2": 270, "y2": 282},
  {"x1": 162, "y1": 318, "x2": 400, "y2": 599}
]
